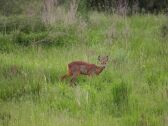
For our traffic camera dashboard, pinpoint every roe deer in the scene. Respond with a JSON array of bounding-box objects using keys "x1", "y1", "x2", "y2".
[{"x1": 61, "y1": 56, "x2": 108, "y2": 86}]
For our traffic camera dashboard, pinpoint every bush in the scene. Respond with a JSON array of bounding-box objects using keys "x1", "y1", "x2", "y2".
[
  {"x1": 0, "y1": 65, "x2": 43, "y2": 101},
  {"x1": 78, "y1": 0, "x2": 89, "y2": 20},
  {"x1": 0, "y1": 16, "x2": 47, "y2": 34},
  {"x1": 161, "y1": 22, "x2": 168, "y2": 38},
  {"x1": 19, "y1": 17, "x2": 46, "y2": 33},
  {"x1": 45, "y1": 24, "x2": 79, "y2": 46},
  {"x1": 0, "y1": 34, "x2": 14, "y2": 52},
  {"x1": 112, "y1": 80, "x2": 130, "y2": 114},
  {"x1": 0, "y1": 0, "x2": 22, "y2": 15},
  {"x1": 12, "y1": 26, "x2": 78, "y2": 47},
  {"x1": 0, "y1": 15, "x2": 80, "y2": 47},
  {"x1": 12, "y1": 31, "x2": 48, "y2": 46}
]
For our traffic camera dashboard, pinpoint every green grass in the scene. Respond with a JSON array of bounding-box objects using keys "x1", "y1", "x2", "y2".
[{"x1": 0, "y1": 13, "x2": 168, "y2": 126}]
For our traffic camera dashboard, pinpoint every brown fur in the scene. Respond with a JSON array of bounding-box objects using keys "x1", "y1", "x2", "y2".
[{"x1": 61, "y1": 56, "x2": 108, "y2": 86}]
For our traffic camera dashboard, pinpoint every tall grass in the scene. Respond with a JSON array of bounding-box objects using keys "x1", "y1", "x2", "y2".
[{"x1": 0, "y1": 12, "x2": 168, "y2": 126}]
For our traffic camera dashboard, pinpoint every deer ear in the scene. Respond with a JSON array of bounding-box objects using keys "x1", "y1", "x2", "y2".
[
  {"x1": 106, "y1": 56, "x2": 109, "y2": 59},
  {"x1": 98, "y1": 56, "x2": 100, "y2": 61}
]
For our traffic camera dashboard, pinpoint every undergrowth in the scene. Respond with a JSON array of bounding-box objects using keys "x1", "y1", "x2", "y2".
[{"x1": 0, "y1": 13, "x2": 168, "y2": 126}]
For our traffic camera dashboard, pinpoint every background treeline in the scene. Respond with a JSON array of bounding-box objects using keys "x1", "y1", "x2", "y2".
[
  {"x1": 88, "y1": 0, "x2": 168, "y2": 14},
  {"x1": 0, "y1": 0, "x2": 168, "y2": 16}
]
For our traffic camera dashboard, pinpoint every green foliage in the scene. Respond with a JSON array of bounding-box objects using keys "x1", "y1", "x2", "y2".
[
  {"x1": 47, "y1": 25, "x2": 79, "y2": 47},
  {"x1": 0, "y1": 14, "x2": 168, "y2": 126},
  {"x1": 0, "y1": 65, "x2": 43, "y2": 101},
  {"x1": 112, "y1": 79, "x2": 130, "y2": 116},
  {"x1": 12, "y1": 31, "x2": 48, "y2": 46},
  {"x1": 0, "y1": 0, "x2": 41, "y2": 16},
  {"x1": 113, "y1": 80, "x2": 129, "y2": 106},
  {"x1": 78, "y1": 0, "x2": 89, "y2": 20},
  {"x1": 0, "y1": 15, "x2": 79, "y2": 47},
  {"x1": 0, "y1": 0, "x2": 167, "y2": 18},
  {"x1": 87, "y1": 0, "x2": 168, "y2": 13},
  {"x1": 161, "y1": 21, "x2": 168, "y2": 38},
  {"x1": 0, "y1": 16, "x2": 46, "y2": 34},
  {"x1": 0, "y1": 0, "x2": 22, "y2": 15},
  {"x1": 0, "y1": 112, "x2": 11, "y2": 126},
  {"x1": 0, "y1": 34, "x2": 15, "y2": 52}
]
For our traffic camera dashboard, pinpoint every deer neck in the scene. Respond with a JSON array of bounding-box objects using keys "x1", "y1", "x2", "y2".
[{"x1": 96, "y1": 65, "x2": 105, "y2": 75}]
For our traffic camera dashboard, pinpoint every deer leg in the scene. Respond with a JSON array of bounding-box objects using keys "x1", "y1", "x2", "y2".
[
  {"x1": 70, "y1": 72, "x2": 78, "y2": 86},
  {"x1": 61, "y1": 74, "x2": 69, "y2": 81},
  {"x1": 88, "y1": 71, "x2": 95, "y2": 77},
  {"x1": 70, "y1": 76, "x2": 77, "y2": 86}
]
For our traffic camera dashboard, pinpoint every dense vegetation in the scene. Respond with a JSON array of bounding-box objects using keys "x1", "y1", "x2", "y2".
[
  {"x1": 0, "y1": 0, "x2": 168, "y2": 16},
  {"x1": 0, "y1": 0, "x2": 168, "y2": 126}
]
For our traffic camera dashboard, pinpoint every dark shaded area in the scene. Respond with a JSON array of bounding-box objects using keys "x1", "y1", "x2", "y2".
[
  {"x1": 87, "y1": 0, "x2": 168, "y2": 14},
  {"x1": 0, "y1": 0, "x2": 167, "y2": 16}
]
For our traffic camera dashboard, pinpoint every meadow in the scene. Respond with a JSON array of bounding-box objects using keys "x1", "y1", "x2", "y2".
[{"x1": 0, "y1": 12, "x2": 168, "y2": 126}]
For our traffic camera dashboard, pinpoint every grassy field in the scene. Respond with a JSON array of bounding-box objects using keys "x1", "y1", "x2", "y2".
[{"x1": 0, "y1": 12, "x2": 168, "y2": 126}]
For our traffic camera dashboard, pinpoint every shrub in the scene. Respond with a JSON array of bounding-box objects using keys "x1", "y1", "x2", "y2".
[
  {"x1": 19, "y1": 17, "x2": 46, "y2": 33},
  {"x1": 10, "y1": 21, "x2": 79, "y2": 47},
  {"x1": 77, "y1": 0, "x2": 89, "y2": 20},
  {"x1": 0, "y1": 65, "x2": 44, "y2": 101},
  {"x1": 0, "y1": 112, "x2": 11, "y2": 126},
  {"x1": 45, "y1": 24, "x2": 79, "y2": 46},
  {"x1": 12, "y1": 31, "x2": 48, "y2": 46},
  {"x1": 0, "y1": 16, "x2": 47, "y2": 34},
  {"x1": 161, "y1": 22, "x2": 168, "y2": 38},
  {"x1": 0, "y1": 34, "x2": 14, "y2": 52},
  {"x1": 112, "y1": 80, "x2": 130, "y2": 113}
]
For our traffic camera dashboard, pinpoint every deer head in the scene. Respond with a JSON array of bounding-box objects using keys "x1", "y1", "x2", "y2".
[{"x1": 98, "y1": 56, "x2": 109, "y2": 66}]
